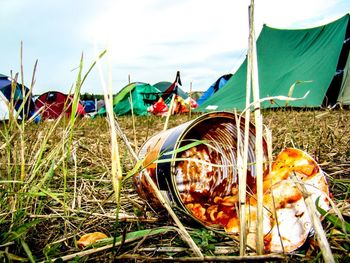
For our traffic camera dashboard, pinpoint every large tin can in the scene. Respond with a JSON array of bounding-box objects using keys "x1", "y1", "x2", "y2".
[{"x1": 133, "y1": 111, "x2": 267, "y2": 229}]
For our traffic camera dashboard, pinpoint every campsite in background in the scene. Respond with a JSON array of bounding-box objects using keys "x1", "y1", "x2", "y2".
[{"x1": 0, "y1": 4, "x2": 350, "y2": 263}]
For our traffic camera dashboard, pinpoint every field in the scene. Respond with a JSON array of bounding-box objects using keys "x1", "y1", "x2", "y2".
[{"x1": 1, "y1": 109, "x2": 349, "y2": 262}]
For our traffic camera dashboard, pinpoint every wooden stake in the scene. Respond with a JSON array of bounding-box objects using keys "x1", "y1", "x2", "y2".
[
  {"x1": 163, "y1": 94, "x2": 176, "y2": 131},
  {"x1": 249, "y1": 0, "x2": 265, "y2": 254},
  {"x1": 239, "y1": 4, "x2": 254, "y2": 253},
  {"x1": 129, "y1": 91, "x2": 138, "y2": 153}
]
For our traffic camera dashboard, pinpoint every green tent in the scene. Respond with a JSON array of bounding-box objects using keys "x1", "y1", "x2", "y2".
[
  {"x1": 197, "y1": 14, "x2": 350, "y2": 112},
  {"x1": 154, "y1": 81, "x2": 172, "y2": 92},
  {"x1": 96, "y1": 82, "x2": 161, "y2": 116}
]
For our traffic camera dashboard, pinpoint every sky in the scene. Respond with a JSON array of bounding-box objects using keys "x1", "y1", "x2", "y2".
[{"x1": 1, "y1": 0, "x2": 349, "y2": 95}]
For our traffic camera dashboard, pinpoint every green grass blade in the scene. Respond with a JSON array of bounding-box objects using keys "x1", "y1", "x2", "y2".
[
  {"x1": 5, "y1": 219, "x2": 42, "y2": 242},
  {"x1": 81, "y1": 49, "x2": 107, "y2": 87},
  {"x1": 20, "y1": 237, "x2": 36, "y2": 263},
  {"x1": 316, "y1": 197, "x2": 350, "y2": 234},
  {"x1": 0, "y1": 251, "x2": 27, "y2": 262},
  {"x1": 161, "y1": 139, "x2": 208, "y2": 156},
  {"x1": 123, "y1": 159, "x2": 144, "y2": 183}
]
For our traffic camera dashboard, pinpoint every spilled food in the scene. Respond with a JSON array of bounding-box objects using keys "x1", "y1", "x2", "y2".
[{"x1": 176, "y1": 147, "x2": 330, "y2": 253}]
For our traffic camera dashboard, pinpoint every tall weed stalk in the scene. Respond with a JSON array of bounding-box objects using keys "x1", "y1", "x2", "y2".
[{"x1": 0, "y1": 48, "x2": 105, "y2": 261}]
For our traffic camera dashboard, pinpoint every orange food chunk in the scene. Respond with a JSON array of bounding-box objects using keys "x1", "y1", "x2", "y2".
[
  {"x1": 207, "y1": 205, "x2": 218, "y2": 222},
  {"x1": 221, "y1": 196, "x2": 238, "y2": 206},
  {"x1": 77, "y1": 232, "x2": 108, "y2": 248},
  {"x1": 225, "y1": 216, "x2": 240, "y2": 233},
  {"x1": 190, "y1": 203, "x2": 207, "y2": 221}
]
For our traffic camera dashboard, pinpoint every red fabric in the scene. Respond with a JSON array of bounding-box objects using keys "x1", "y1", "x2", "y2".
[
  {"x1": 148, "y1": 96, "x2": 191, "y2": 116},
  {"x1": 147, "y1": 97, "x2": 169, "y2": 116},
  {"x1": 35, "y1": 91, "x2": 85, "y2": 120}
]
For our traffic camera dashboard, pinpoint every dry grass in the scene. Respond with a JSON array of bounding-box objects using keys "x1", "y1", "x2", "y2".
[{"x1": 0, "y1": 109, "x2": 349, "y2": 262}]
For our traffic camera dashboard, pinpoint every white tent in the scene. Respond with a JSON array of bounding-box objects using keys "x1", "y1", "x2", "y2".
[
  {"x1": 0, "y1": 92, "x2": 18, "y2": 120},
  {"x1": 338, "y1": 52, "x2": 350, "y2": 105}
]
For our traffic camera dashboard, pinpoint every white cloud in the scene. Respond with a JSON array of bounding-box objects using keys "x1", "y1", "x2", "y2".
[
  {"x1": 85, "y1": 0, "x2": 250, "y2": 91},
  {"x1": 255, "y1": 0, "x2": 346, "y2": 28}
]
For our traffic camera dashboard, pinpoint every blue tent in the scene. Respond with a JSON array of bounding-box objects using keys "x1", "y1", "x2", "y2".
[
  {"x1": 0, "y1": 73, "x2": 37, "y2": 121},
  {"x1": 197, "y1": 74, "x2": 232, "y2": 106},
  {"x1": 82, "y1": 100, "x2": 96, "y2": 113}
]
